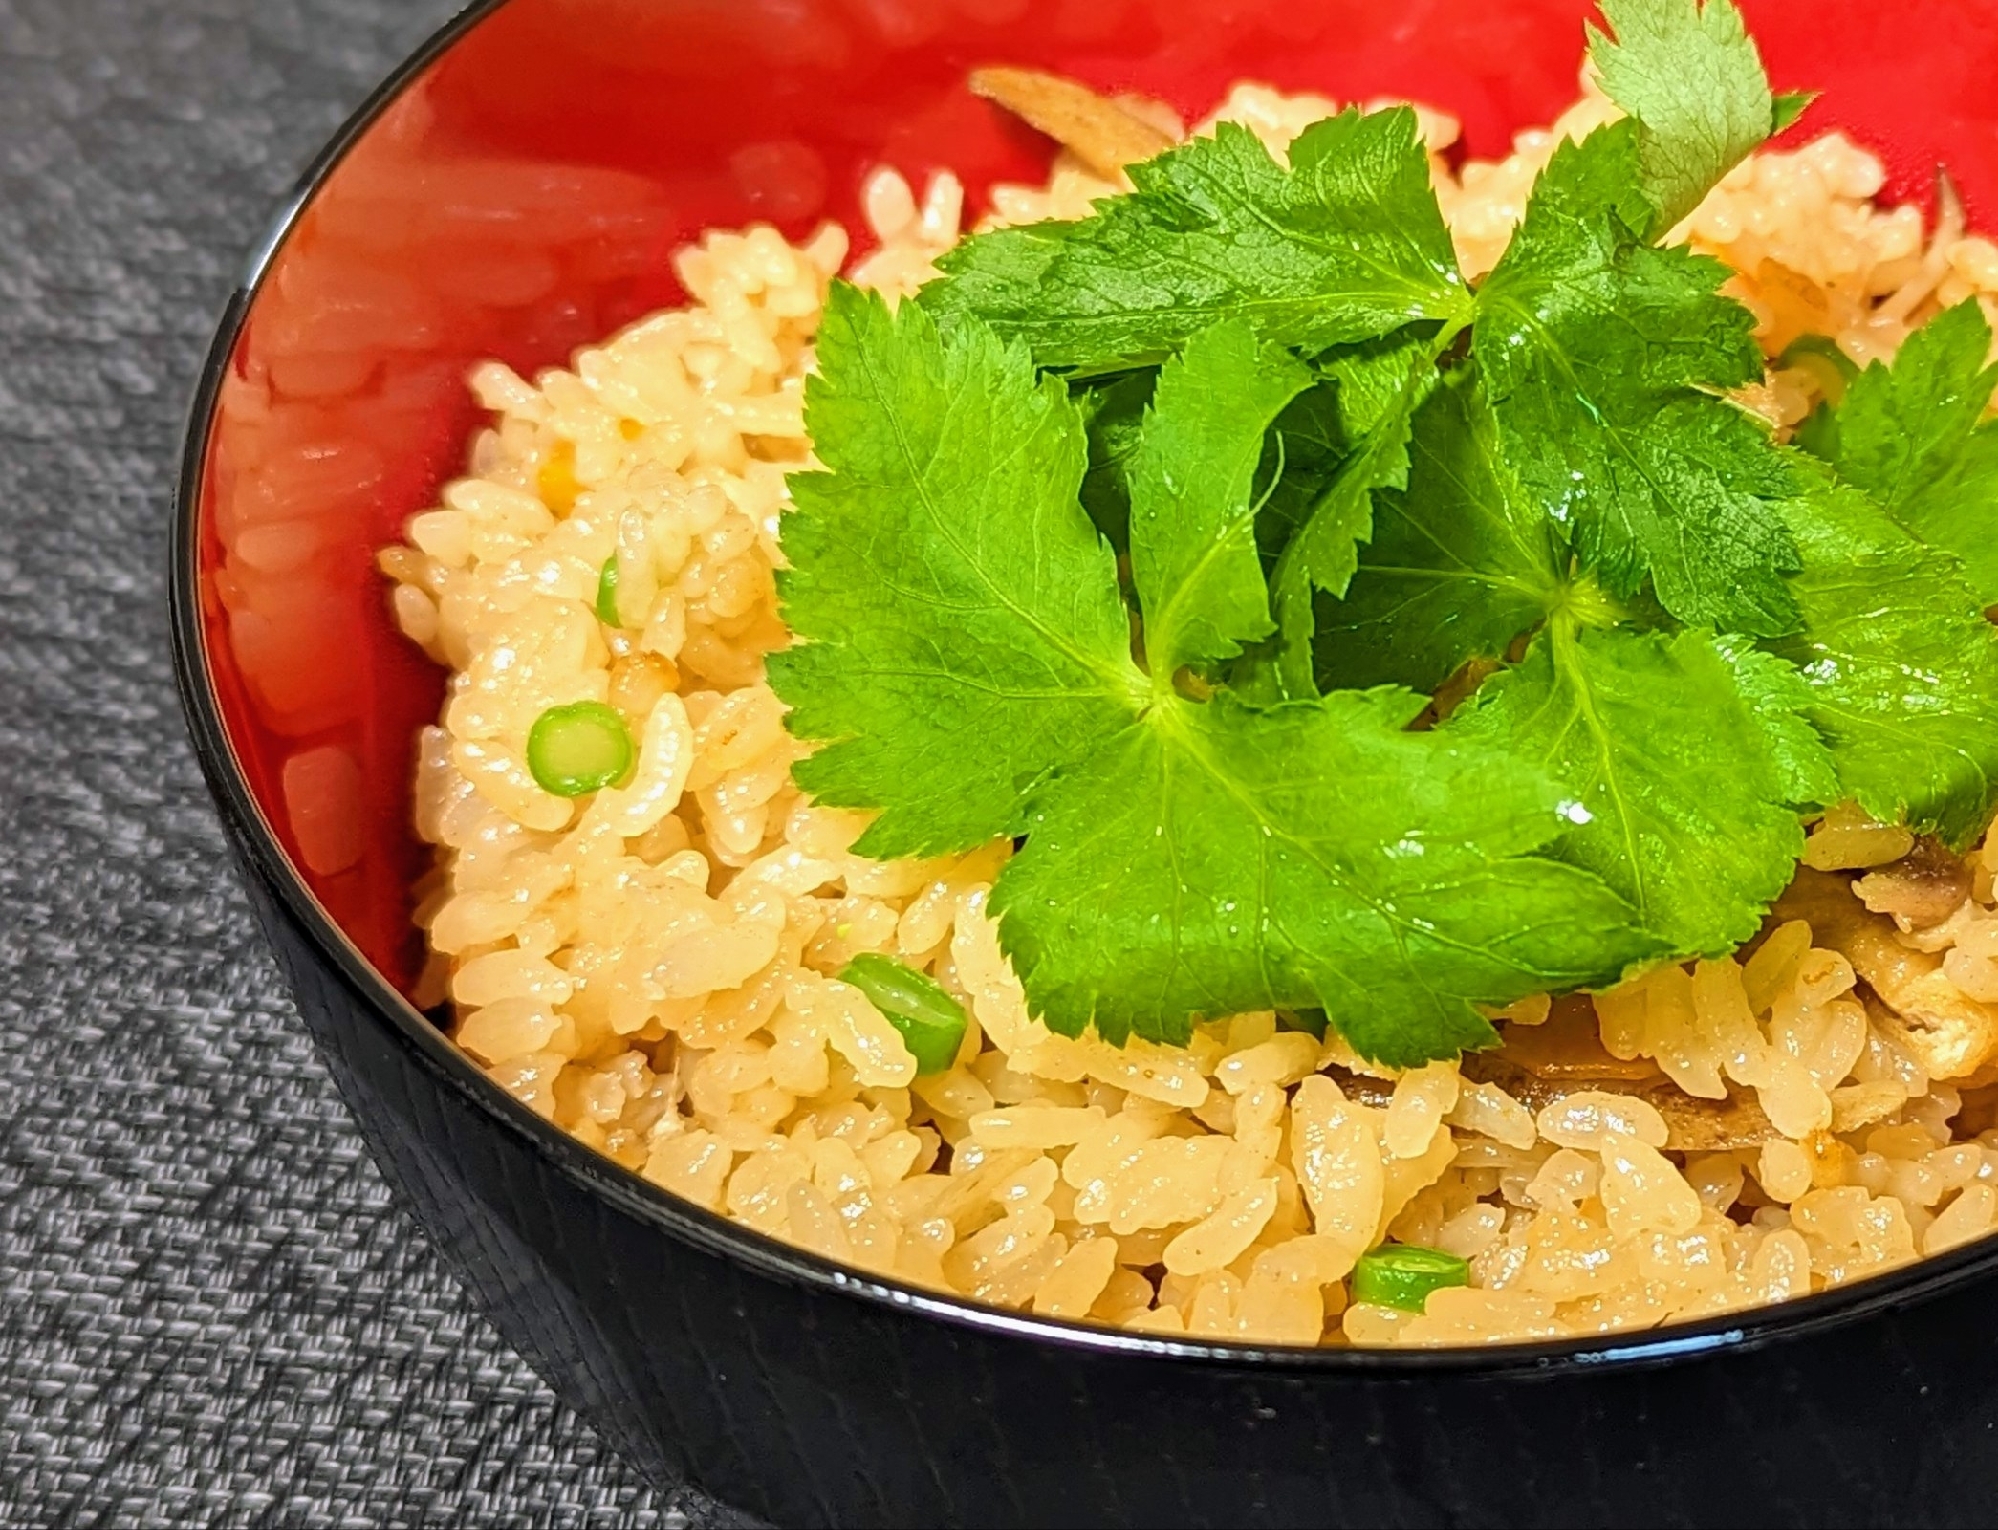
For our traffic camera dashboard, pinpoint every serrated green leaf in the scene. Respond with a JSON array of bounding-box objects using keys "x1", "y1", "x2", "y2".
[
  {"x1": 1128, "y1": 320, "x2": 1315, "y2": 676},
  {"x1": 1712, "y1": 637, "x2": 1840, "y2": 808},
  {"x1": 1251, "y1": 377, "x2": 1349, "y2": 562},
  {"x1": 1808, "y1": 299, "x2": 1998, "y2": 604},
  {"x1": 1254, "y1": 337, "x2": 1446, "y2": 703},
  {"x1": 992, "y1": 689, "x2": 1655, "y2": 1064},
  {"x1": 1448, "y1": 623, "x2": 1807, "y2": 957},
  {"x1": 1771, "y1": 90, "x2": 1818, "y2": 135},
  {"x1": 778, "y1": 294, "x2": 1652, "y2": 1064},
  {"x1": 1074, "y1": 369, "x2": 1156, "y2": 550},
  {"x1": 769, "y1": 285, "x2": 1143, "y2": 860},
  {"x1": 1314, "y1": 371, "x2": 1567, "y2": 695},
  {"x1": 1771, "y1": 478, "x2": 1998, "y2": 846},
  {"x1": 925, "y1": 107, "x2": 1471, "y2": 374},
  {"x1": 1247, "y1": 327, "x2": 1442, "y2": 566},
  {"x1": 1587, "y1": 0, "x2": 1777, "y2": 232},
  {"x1": 1474, "y1": 121, "x2": 1802, "y2": 636}
]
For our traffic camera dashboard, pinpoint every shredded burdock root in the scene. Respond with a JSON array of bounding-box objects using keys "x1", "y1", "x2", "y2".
[{"x1": 969, "y1": 66, "x2": 1180, "y2": 182}]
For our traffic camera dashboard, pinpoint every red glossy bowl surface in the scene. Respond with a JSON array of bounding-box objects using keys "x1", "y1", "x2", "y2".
[{"x1": 193, "y1": 0, "x2": 1998, "y2": 998}]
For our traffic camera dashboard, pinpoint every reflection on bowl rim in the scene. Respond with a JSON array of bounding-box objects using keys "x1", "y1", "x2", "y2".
[{"x1": 166, "y1": 0, "x2": 1998, "y2": 1379}]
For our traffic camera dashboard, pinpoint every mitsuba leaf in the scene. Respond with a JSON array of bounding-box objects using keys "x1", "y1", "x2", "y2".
[
  {"x1": 778, "y1": 292, "x2": 1651, "y2": 1062},
  {"x1": 1771, "y1": 90, "x2": 1818, "y2": 135},
  {"x1": 1315, "y1": 371, "x2": 1566, "y2": 695},
  {"x1": 925, "y1": 107, "x2": 1472, "y2": 375},
  {"x1": 1711, "y1": 638, "x2": 1840, "y2": 809},
  {"x1": 1447, "y1": 624, "x2": 1808, "y2": 957},
  {"x1": 993, "y1": 688, "x2": 1655, "y2": 1063},
  {"x1": 1804, "y1": 299, "x2": 1998, "y2": 604},
  {"x1": 1770, "y1": 476, "x2": 1998, "y2": 846},
  {"x1": 1253, "y1": 329, "x2": 1446, "y2": 700},
  {"x1": 1251, "y1": 378, "x2": 1349, "y2": 562},
  {"x1": 1127, "y1": 320, "x2": 1315, "y2": 675},
  {"x1": 1473, "y1": 121, "x2": 1803, "y2": 636},
  {"x1": 1246, "y1": 326, "x2": 1442, "y2": 569},
  {"x1": 1587, "y1": 0, "x2": 1780, "y2": 232},
  {"x1": 1074, "y1": 369, "x2": 1157, "y2": 550},
  {"x1": 770, "y1": 286, "x2": 1143, "y2": 860}
]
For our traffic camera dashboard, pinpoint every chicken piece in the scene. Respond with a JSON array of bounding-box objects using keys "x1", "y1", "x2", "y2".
[
  {"x1": 1778, "y1": 867, "x2": 1998, "y2": 1080},
  {"x1": 969, "y1": 67, "x2": 1178, "y2": 182},
  {"x1": 1854, "y1": 837, "x2": 1972, "y2": 931}
]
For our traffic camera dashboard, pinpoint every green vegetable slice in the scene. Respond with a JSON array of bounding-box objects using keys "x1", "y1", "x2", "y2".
[
  {"x1": 839, "y1": 953, "x2": 969, "y2": 1075},
  {"x1": 1777, "y1": 334, "x2": 1859, "y2": 401},
  {"x1": 1351, "y1": 1245, "x2": 1470, "y2": 1313},
  {"x1": 596, "y1": 557, "x2": 622, "y2": 626},
  {"x1": 527, "y1": 701, "x2": 634, "y2": 798}
]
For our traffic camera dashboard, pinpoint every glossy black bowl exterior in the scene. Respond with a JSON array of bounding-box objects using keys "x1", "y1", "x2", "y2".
[{"x1": 171, "y1": 3, "x2": 1998, "y2": 1525}]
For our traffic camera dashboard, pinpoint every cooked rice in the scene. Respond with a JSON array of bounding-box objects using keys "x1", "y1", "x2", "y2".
[{"x1": 376, "y1": 75, "x2": 1998, "y2": 1347}]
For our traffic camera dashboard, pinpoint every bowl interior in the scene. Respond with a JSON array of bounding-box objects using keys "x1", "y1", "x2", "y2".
[{"x1": 190, "y1": 0, "x2": 1998, "y2": 997}]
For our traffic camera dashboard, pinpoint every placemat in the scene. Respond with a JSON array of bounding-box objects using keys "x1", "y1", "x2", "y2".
[{"x1": 0, "y1": 1, "x2": 740, "y2": 1522}]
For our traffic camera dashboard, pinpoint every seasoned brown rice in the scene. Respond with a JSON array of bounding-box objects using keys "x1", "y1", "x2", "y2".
[{"x1": 378, "y1": 74, "x2": 1998, "y2": 1347}]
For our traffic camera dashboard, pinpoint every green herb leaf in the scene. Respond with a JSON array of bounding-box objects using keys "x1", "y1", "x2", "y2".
[
  {"x1": 1250, "y1": 376, "x2": 1349, "y2": 561},
  {"x1": 1711, "y1": 638, "x2": 1840, "y2": 809},
  {"x1": 1473, "y1": 121, "x2": 1802, "y2": 636},
  {"x1": 926, "y1": 107, "x2": 1472, "y2": 375},
  {"x1": 1447, "y1": 624, "x2": 1808, "y2": 957},
  {"x1": 1128, "y1": 319, "x2": 1315, "y2": 676},
  {"x1": 993, "y1": 688, "x2": 1653, "y2": 1063},
  {"x1": 1587, "y1": 0, "x2": 1778, "y2": 232},
  {"x1": 1313, "y1": 371, "x2": 1567, "y2": 695},
  {"x1": 779, "y1": 296, "x2": 1650, "y2": 1063},
  {"x1": 1075, "y1": 369, "x2": 1157, "y2": 550},
  {"x1": 1806, "y1": 299, "x2": 1998, "y2": 604},
  {"x1": 1770, "y1": 477, "x2": 1998, "y2": 846},
  {"x1": 1771, "y1": 90, "x2": 1818, "y2": 135},
  {"x1": 769, "y1": 285, "x2": 1143, "y2": 860},
  {"x1": 1255, "y1": 330, "x2": 1445, "y2": 700}
]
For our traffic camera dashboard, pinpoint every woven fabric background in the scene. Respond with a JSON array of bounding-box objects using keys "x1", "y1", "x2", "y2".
[{"x1": 0, "y1": 1, "x2": 745, "y2": 1522}]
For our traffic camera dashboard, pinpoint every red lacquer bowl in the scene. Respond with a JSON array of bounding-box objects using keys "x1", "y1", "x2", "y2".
[{"x1": 171, "y1": 2, "x2": 1998, "y2": 1524}]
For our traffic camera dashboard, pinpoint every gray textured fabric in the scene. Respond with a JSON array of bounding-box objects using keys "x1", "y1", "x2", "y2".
[{"x1": 0, "y1": 1, "x2": 736, "y2": 1522}]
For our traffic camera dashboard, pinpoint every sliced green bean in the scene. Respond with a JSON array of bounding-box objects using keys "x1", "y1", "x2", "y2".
[
  {"x1": 839, "y1": 953, "x2": 969, "y2": 1075},
  {"x1": 596, "y1": 556, "x2": 622, "y2": 626},
  {"x1": 527, "y1": 701, "x2": 633, "y2": 797},
  {"x1": 1351, "y1": 1244, "x2": 1470, "y2": 1313}
]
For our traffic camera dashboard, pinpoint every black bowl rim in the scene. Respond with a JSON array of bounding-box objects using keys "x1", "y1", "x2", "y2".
[{"x1": 168, "y1": 0, "x2": 1998, "y2": 1381}]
